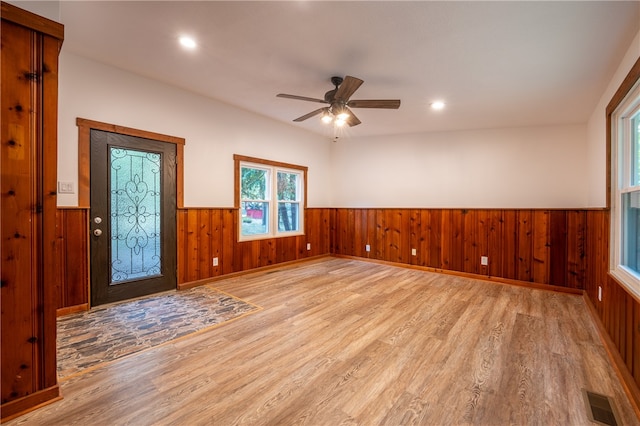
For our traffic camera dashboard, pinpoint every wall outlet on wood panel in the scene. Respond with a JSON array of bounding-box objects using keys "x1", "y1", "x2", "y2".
[
  {"x1": 411, "y1": 248, "x2": 417, "y2": 256},
  {"x1": 365, "y1": 244, "x2": 371, "y2": 252},
  {"x1": 598, "y1": 286, "x2": 602, "y2": 302},
  {"x1": 307, "y1": 243, "x2": 311, "y2": 250},
  {"x1": 481, "y1": 256, "x2": 489, "y2": 266},
  {"x1": 213, "y1": 257, "x2": 219, "y2": 267}
]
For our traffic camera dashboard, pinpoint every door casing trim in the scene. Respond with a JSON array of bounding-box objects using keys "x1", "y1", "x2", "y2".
[{"x1": 76, "y1": 118, "x2": 185, "y2": 209}]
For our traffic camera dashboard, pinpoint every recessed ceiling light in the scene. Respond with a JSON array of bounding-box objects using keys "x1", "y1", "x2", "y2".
[
  {"x1": 431, "y1": 101, "x2": 445, "y2": 110},
  {"x1": 179, "y1": 36, "x2": 197, "y2": 50}
]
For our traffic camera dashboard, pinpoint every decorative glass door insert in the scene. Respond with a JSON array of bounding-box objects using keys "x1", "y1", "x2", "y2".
[{"x1": 110, "y1": 147, "x2": 162, "y2": 283}]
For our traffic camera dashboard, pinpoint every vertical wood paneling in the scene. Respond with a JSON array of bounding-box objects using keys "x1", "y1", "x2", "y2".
[
  {"x1": 409, "y1": 209, "x2": 426, "y2": 266},
  {"x1": 305, "y1": 209, "x2": 318, "y2": 257},
  {"x1": 450, "y1": 210, "x2": 465, "y2": 272},
  {"x1": 634, "y1": 303, "x2": 640, "y2": 384},
  {"x1": 2, "y1": 22, "x2": 38, "y2": 402},
  {"x1": 221, "y1": 209, "x2": 236, "y2": 276},
  {"x1": 210, "y1": 209, "x2": 222, "y2": 275},
  {"x1": 176, "y1": 210, "x2": 187, "y2": 284},
  {"x1": 476, "y1": 210, "x2": 489, "y2": 276},
  {"x1": 585, "y1": 210, "x2": 609, "y2": 318},
  {"x1": 186, "y1": 209, "x2": 199, "y2": 282},
  {"x1": 487, "y1": 210, "x2": 503, "y2": 277},
  {"x1": 1, "y1": 6, "x2": 64, "y2": 415},
  {"x1": 331, "y1": 209, "x2": 340, "y2": 255},
  {"x1": 463, "y1": 210, "x2": 478, "y2": 274},
  {"x1": 418, "y1": 209, "x2": 431, "y2": 267},
  {"x1": 428, "y1": 210, "x2": 442, "y2": 268},
  {"x1": 353, "y1": 209, "x2": 364, "y2": 258},
  {"x1": 335, "y1": 209, "x2": 348, "y2": 256},
  {"x1": 399, "y1": 209, "x2": 411, "y2": 264},
  {"x1": 517, "y1": 210, "x2": 533, "y2": 282},
  {"x1": 567, "y1": 211, "x2": 587, "y2": 289},
  {"x1": 375, "y1": 209, "x2": 385, "y2": 260},
  {"x1": 387, "y1": 209, "x2": 403, "y2": 263},
  {"x1": 532, "y1": 210, "x2": 549, "y2": 284},
  {"x1": 55, "y1": 209, "x2": 89, "y2": 309},
  {"x1": 346, "y1": 209, "x2": 356, "y2": 257},
  {"x1": 502, "y1": 211, "x2": 518, "y2": 280},
  {"x1": 198, "y1": 210, "x2": 211, "y2": 279},
  {"x1": 440, "y1": 210, "x2": 452, "y2": 270},
  {"x1": 549, "y1": 211, "x2": 567, "y2": 286},
  {"x1": 172, "y1": 208, "x2": 332, "y2": 284},
  {"x1": 624, "y1": 296, "x2": 634, "y2": 371},
  {"x1": 366, "y1": 209, "x2": 376, "y2": 259}
]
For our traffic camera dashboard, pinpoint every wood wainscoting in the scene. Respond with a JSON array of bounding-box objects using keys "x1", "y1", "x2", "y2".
[
  {"x1": 331, "y1": 208, "x2": 594, "y2": 289},
  {"x1": 55, "y1": 208, "x2": 89, "y2": 314},
  {"x1": 54, "y1": 207, "x2": 332, "y2": 309},
  {"x1": 54, "y1": 206, "x2": 639, "y2": 403},
  {"x1": 176, "y1": 208, "x2": 332, "y2": 283}
]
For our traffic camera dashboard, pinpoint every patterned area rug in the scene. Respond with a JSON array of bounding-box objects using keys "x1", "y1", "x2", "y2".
[{"x1": 57, "y1": 285, "x2": 260, "y2": 379}]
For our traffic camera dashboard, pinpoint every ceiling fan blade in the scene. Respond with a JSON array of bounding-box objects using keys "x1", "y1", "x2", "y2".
[
  {"x1": 346, "y1": 108, "x2": 361, "y2": 127},
  {"x1": 293, "y1": 107, "x2": 327, "y2": 122},
  {"x1": 277, "y1": 93, "x2": 328, "y2": 104},
  {"x1": 347, "y1": 99, "x2": 401, "y2": 109},
  {"x1": 334, "y1": 76, "x2": 364, "y2": 102}
]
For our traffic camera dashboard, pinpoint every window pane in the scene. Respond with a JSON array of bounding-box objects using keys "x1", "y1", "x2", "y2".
[
  {"x1": 241, "y1": 201, "x2": 269, "y2": 236},
  {"x1": 277, "y1": 171, "x2": 298, "y2": 201},
  {"x1": 241, "y1": 167, "x2": 267, "y2": 200},
  {"x1": 622, "y1": 191, "x2": 640, "y2": 274},
  {"x1": 278, "y1": 202, "x2": 299, "y2": 231},
  {"x1": 632, "y1": 113, "x2": 640, "y2": 186},
  {"x1": 110, "y1": 147, "x2": 161, "y2": 284}
]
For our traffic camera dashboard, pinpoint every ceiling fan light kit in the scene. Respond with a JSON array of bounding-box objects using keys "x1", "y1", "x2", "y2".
[{"x1": 277, "y1": 75, "x2": 401, "y2": 128}]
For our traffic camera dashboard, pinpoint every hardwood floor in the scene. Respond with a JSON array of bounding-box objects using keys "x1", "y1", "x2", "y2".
[{"x1": 7, "y1": 257, "x2": 638, "y2": 425}]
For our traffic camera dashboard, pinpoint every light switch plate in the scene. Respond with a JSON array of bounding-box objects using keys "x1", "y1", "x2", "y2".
[{"x1": 57, "y1": 181, "x2": 75, "y2": 194}]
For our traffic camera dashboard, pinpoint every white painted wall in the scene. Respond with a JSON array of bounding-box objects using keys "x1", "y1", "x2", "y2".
[
  {"x1": 329, "y1": 125, "x2": 588, "y2": 208},
  {"x1": 586, "y1": 29, "x2": 640, "y2": 207},
  {"x1": 57, "y1": 29, "x2": 640, "y2": 210},
  {"x1": 57, "y1": 52, "x2": 332, "y2": 207}
]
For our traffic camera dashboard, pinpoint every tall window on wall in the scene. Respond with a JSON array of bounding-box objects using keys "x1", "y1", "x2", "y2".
[
  {"x1": 611, "y1": 71, "x2": 640, "y2": 299},
  {"x1": 234, "y1": 155, "x2": 306, "y2": 241}
]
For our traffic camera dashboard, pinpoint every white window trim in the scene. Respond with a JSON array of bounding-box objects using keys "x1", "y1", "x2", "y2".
[
  {"x1": 235, "y1": 155, "x2": 306, "y2": 242},
  {"x1": 610, "y1": 78, "x2": 640, "y2": 300}
]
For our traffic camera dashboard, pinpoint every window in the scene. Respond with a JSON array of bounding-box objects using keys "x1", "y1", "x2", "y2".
[
  {"x1": 611, "y1": 77, "x2": 640, "y2": 299},
  {"x1": 234, "y1": 155, "x2": 306, "y2": 241}
]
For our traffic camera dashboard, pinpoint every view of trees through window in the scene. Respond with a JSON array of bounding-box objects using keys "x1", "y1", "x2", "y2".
[
  {"x1": 625, "y1": 114, "x2": 640, "y2": 273},
  {"x1": 239, "y1": 162, "x2": 303, "y2": 239},
  {"x1": 240, "y1": 166, "x2": 269, "y2": 236},
  {"x1": 277, "y1": 172, "x2": 299, "y2": 232}
]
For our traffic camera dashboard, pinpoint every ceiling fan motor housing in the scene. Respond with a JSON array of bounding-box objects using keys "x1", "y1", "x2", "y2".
[{"x1": 324, "y1": 77, "x2": 343, "y2": 103}]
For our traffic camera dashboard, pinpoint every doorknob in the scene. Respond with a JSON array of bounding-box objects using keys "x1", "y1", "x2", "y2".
[{"x1": 93, "y1": 229, "x2": 103, "y2": 237}]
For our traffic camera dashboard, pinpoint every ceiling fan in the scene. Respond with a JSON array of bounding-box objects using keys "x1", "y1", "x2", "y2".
[{"x1": 277, "y1": 75, "x2": 400, "y2": 127}]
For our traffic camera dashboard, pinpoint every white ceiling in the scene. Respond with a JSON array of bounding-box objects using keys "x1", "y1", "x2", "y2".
[{"x1": 56, "y1": 1, "x2": 640, "y2": 138}]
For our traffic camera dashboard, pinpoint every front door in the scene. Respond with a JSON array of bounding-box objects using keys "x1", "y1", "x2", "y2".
[{"x1": 90, "y1": 129, "x2": 177, "y2": 306}]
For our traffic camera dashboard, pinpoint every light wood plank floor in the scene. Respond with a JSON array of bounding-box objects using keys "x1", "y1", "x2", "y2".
[{"x1": 8, "y1": 257, "x2": 638, "y2": 425}]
